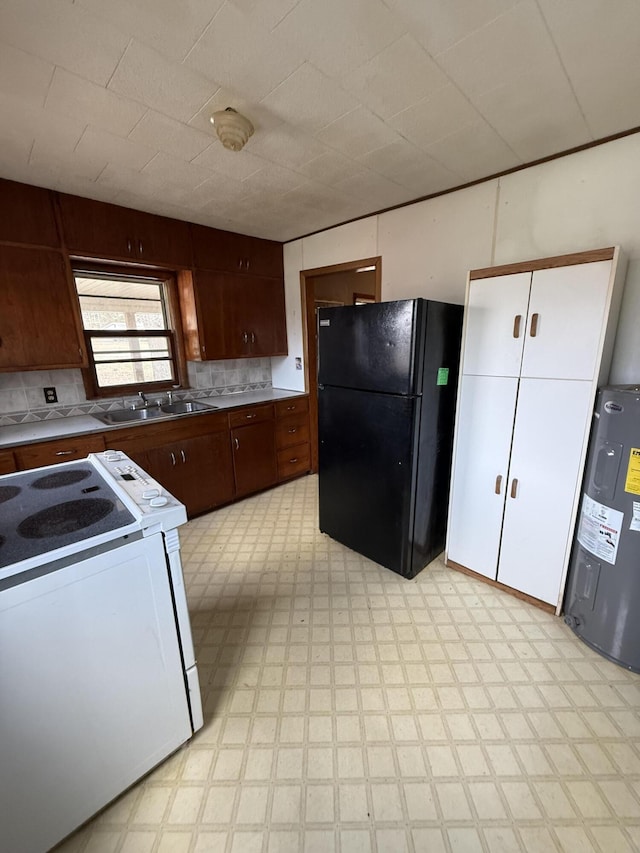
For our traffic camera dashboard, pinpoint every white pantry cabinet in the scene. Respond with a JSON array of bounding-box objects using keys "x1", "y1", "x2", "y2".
[{"x1": 447, "y1": 247, "x2": 626, "y2": 610}]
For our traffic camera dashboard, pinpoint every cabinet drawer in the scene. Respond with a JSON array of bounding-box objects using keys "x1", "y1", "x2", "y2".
[
  {"x1": 276, "y1": 417, "x2": 310, "y2": 450},
  {"x1": 229, "y1": 404, "x2": 274, "y2": 429},
  {"x1": 0, "y1": 449, "x2": 17, "y2": 474},
  {"x1": 15, "y1": 434, "x2": 106, "y2": 470},
  {"x1": 277, "y1": 443, "x2": 311, "y2": 480},
  {"x1": 275, "y1": 397, "x2": 309, "y2": 418}
]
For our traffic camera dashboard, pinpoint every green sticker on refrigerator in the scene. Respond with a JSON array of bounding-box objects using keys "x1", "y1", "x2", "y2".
[{"x1": 436, "y1": 367, "x2": 449, "y2": 386}]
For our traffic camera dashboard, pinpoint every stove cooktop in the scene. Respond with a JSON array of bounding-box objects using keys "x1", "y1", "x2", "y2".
[{"x1": 0, "y1": 461, "x2": 136, "y2": 571}]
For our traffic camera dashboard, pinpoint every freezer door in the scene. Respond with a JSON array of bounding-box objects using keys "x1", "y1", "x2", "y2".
[
  {"x1": 317, "y1": 299, "x2": 422, "y2": 395},
  {"x1": 318, "y1": 385, "x2": 419, "y2": 576}
]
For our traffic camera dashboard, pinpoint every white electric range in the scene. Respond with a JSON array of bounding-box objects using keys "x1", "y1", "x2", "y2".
[{"x1": 0, "y1": 451, "x2": 203, "y2": 853}]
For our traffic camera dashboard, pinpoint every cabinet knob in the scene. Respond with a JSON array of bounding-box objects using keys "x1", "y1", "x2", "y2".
[{"x1": 529, "y1": 313, "x2": 539, "y2": 337}]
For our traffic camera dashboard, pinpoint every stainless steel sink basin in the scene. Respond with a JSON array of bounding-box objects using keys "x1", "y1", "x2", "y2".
[
  {"x1": 94, "y1": 399, "x2": 217, "y2": 425},
  {"x1": 95, "y1": 407, "x2": 169, "y2": 425},
  {"x1": 160, "y1": 400, "x2": 216, "y2": 415}
]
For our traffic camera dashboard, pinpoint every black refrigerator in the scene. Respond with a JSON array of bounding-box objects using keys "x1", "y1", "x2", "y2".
[{"x1": 317, "y1": 298, "x2": 463, "y2": 579}]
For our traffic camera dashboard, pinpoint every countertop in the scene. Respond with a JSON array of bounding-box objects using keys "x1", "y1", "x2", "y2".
[{"x1": 0, "y1": 388, "x2": 306, "y2": 450}]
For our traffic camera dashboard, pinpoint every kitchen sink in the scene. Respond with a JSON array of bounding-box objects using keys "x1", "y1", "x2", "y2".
[
  {"x1": 160, "y1": 400, "x2": 216, "y2": 415},
  {"x1": 94, "y1": 399, "x2": 217, "y2": 425}
]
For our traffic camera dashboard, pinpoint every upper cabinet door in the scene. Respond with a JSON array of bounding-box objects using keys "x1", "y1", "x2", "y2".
[
  {"x1": 0, "y1": 179, "x2": 60, "y2": 248},
  {"x1": 521, "y1": 261, "x2": 613, "y2": 381},
  {"x1": 191, "y1": 225, "x2": 283, "y2": 278},
  {"x1": 0, "y1": 246, "x2": 86, "y2": 370},
  {"x1": 58, "y1": 195, "x2": 192, "y2": 268},
  {"x1": 462, "y1": 273, "x2": 531, "y2": 377},
  {"x1": 58, "y1": 194, "x2": 139, "y2": 261}
]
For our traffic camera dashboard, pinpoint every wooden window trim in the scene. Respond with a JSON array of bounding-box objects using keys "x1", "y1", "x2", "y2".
[{"x1": 73, "y1": 263, "x2": 189, "y2": 399}]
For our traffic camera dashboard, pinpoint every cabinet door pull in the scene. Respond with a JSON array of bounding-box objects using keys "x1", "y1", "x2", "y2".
[
  {"x1": 126, "y1": 238, "x2": 132, "y2": 253},
  {"x1": 238, "y1": 258, "x2": 243, "y2": 270},
  {"x1": 170, "y1": 451, "x2": 176, "y2": 466},
  {"x1": 494, "y1": 474, "x2": 502, "y2": 494},
  {"x1": 529, "y1": 313, "x2": 539, "y2": 337},
  {"x1": 201, "y1": 343, "x2": 206, "y2": 357},
  {"x1": 234, "y1": 438, "x2": 239, "y2": 450},
  {"x1": 245, "y1": 258, "x2": 250, "y2": 271},
  {"x1": 513, "y1": 315, "x2": 522, "y2": 338},
  {"x1": 510, "y1": 478, "x2": 519, "y2": 498},
  {"x1": 288, "y1": 428, "x2": 297, "y2": 434},
  {"x1": 242, "y1": 331, "x2": 249, "y2": 344},
  {"x1": 180, "y1": 449, "x2": 186, "y2": 463},
  {"x1": 250, "y1": 331, "x2": 255, "y2": 344},
  {"x1": 55, "y1": 450, "x2": 74, "y2": 456},
  {"x1": 138, "y1": 240, "x2": 143, "y2": 255}
]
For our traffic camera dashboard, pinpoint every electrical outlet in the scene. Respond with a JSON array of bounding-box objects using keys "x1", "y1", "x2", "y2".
[{"x1": 44, "y1": 387, "x2": 58, "y2": 404}]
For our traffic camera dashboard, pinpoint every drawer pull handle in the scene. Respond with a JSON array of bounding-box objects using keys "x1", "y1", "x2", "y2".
[
  {"x1": 288, "y1": 428, "x2": 297, "y2": 434},
  {"x1": 55, "y1": 450, "x2": 74, "y2": 456},
  {"x1": 286, "y1": 405, "x2": 295, "y2": 410},
  {"x1": 246, "y1": 413, "x2": 256, "y2": 419},
  {"x1": 529, "y1": 313, "x2": 539, "y2": 337},
  {"x1": 289, "y1": 457, "x2": 298, "y2": 463},
  {"x1": 510, "y1": 478, "x2": 519, "y2": 499},
  {"x1": 513, "y1": 315, "x2": 521, "y2": 338},
  {"x1": 495, "y1": 474, "x2": 502, "y2": 494},
  {"x1": 180, "y1": 449, "x2": 186, "y2": 463},
  {"x1": 170, "y1": 451, "x2": 176, "y2": 466}
]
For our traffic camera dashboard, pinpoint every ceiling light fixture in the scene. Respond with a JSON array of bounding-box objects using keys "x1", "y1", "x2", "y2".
[{"x1": 210, "y1": 107, "x2": 254, "y2": 152}]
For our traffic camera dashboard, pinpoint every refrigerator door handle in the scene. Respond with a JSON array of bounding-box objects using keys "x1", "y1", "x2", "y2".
[
  {"x1": 513, "y1": 315, "x2": 522, "y2": 338},
  {"x1": 510, "y1": 478, "x2": 519, "y2": 499},
  {"x1": 495, "y1": 474, "x2": 503, "y2": 495}
]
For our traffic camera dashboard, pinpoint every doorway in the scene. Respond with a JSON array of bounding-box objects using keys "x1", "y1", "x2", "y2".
[{"x1": 300, "y1": 257, "x2": 382, "y2": 472}]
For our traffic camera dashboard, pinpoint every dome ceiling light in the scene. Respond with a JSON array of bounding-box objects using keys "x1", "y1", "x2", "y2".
[{"x1": 210, "y1": 107, "x2": 254, "y2": 152}]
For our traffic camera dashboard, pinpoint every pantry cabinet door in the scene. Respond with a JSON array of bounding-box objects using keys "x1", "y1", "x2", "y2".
[
  {"x1": 497, "y1": 378, "x2": 593, "y2": 605},
  {"x1": 521, "y1": 261, "x2": 612, "y2": 381},
  {"x1": 446, "y1": 374, "x2": 519, "y2": 579},
  {"x1": 462, "y1": 273, "x2": 531, "y2": 377}
]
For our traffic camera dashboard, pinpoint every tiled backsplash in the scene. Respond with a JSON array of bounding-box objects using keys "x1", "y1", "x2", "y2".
[{"x1": 0, "y1": 359, "x2": 272, "y2": 426}]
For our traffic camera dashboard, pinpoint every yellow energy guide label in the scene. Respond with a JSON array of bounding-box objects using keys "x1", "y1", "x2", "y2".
[{"x1": 624, "y1": 448, "x2": 640, "y2": 495}]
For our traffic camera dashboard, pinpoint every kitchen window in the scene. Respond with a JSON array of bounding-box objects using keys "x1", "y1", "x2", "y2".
[{"x1": 74, "y1": 268, "x2": 186, "y2": 398}]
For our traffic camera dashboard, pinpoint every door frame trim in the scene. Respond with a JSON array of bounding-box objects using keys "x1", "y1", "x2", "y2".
[{"x1": 299, "y1": 256, "x2": 382, "y2": 472}]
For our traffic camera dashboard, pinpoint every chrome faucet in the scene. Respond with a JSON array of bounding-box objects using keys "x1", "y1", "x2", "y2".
[{"x1": 138, "y1": 391, "x2": 149, "y2": 408}]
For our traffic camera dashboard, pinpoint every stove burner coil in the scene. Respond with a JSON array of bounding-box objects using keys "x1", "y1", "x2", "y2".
[
  {"x1": 31, "y1": 469, "x2": 92, "y2": 490},
  {"x1": 17, "y1": 499, "x2": 115, "y2": 539},
  {"x1": 0, "y1": 486, "x2": 21, "y2": 505}
]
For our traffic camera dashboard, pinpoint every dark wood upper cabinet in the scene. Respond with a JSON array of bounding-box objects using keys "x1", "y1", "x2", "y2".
[
  {"x1": 57, "y1": 194, "x2": 192, "y2": 268},
  {"x1": 179, "y1": 270, "x2": 287, "y2": 361},
  {"x1": 0, "y1": 246, "x2": 86, "y2": 371},
  {"x1": 191, "y1": 224, "x2": 283, "y2": 279},
  {"x1": 0, "y1": 179, "x2": 60, "y2": 248}
]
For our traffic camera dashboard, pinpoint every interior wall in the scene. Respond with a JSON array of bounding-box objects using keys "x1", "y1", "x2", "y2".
[{"x1": 275, "y1": 131, "x2": 640, "y2": 389}]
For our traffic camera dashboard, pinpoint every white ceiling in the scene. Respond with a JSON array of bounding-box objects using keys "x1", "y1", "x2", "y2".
[{"x1": 1, "y1": 0, "x2": 639, "y2": 242}]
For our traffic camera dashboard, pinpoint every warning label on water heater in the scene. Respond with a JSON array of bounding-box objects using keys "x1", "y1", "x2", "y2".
[
  {"x1": 624, "y1": 448, "x2": 640, "y2": 495},
  {"x1": 577, "y1": 494, "x2": 623, "y2": 565}
]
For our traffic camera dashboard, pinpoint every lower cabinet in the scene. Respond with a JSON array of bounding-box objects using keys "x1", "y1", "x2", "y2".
[
  {"x1": 14, "y1": 434, "x2": 106, "y2": 470},
  {"x1": 447, "y1": 374, "x2": 593, "y2": 605},
  {"x1": 111, "y1": 412, "x2": 234, "y2": 517},
  {"x1": 230, "y1": 405, "x2": 278, "y2": 498},
  {"x1": 8, "y1": 396, "x2": 310, "y2": 516},
  {"x1": 0, "y1": 449, "x2": 17, "y2": 474},
  {"x1": 275, "y1": 397, "x2": 311, "y2": 482}
]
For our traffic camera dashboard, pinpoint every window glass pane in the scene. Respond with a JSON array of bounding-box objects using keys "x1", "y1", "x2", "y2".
[
  {"x1": 75, "y1": 277, "x2": 166, "y2": 331},
  {"x1": 90, "y1": 336, "x2": 171, "y2": 361},
  {"x1": 95, "y1": 360, "x2": 173, "y2": 388}
]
